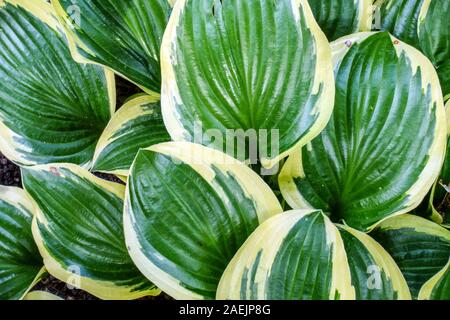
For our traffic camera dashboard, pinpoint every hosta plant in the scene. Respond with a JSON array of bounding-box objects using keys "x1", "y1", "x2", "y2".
[{"x1": 0, "y1": 0, "x2": 449, "y2": 301}]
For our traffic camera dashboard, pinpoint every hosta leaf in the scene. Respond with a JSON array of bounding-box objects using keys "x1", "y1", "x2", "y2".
[
  {"x1": 124, "y1": 142, "x2": 282, "y2": 299},
  {"x1": 23, "y1": 290, "x2": 63, "y2": 300},
  {"x1": 279, "y1": 32, "x2": 446, "y2": 231},
  {"x1": 52, "y1": 0, "x2": 172, "y2": 93},
  {"x1": 377, "y1": 0, "x2": 424, "y2": 46},
  {"x1": 0, "y1": 186, "x2": 44, "y2": 300},
  {"x1": 22, "y1": 164, "x2": 158, "y2": 300},
  {"x1": 0, "y1": 0, "x2": 115, "y2": 167},
  {"x1": 337, "y1": 224, "x2": 411, "y2": 299},
  {"x1": 307, "y1": 0, "x2": 372, "y2": 41},
  {"x1": 417, "y1": 0, "x2": 450, "y2": 102},
  {"x1": 161, "y1": 0, "x2": 334, "y2": 168},
  {"x1": 371, "y1": 214, "x2": 450, "y2": 298},
  {"x1": 92, "y1": 94, "x2": 171, "y2": 176},
  {"x1": 218, "y1": 209, "x2": 409, "y2": 300},
  {"x1": 418, "y1": 260, "x2": 450, "y2": 300},
  {"x1": 378, "y1": 0, "x2": 450, "y2": 99}
]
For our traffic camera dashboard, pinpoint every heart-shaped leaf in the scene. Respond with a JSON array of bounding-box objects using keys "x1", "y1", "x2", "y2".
[
  {"x1": 371, "y1": 214, "x2": 450, "y2": 298},
  {"x1": 217, "y1": 210, "x2": 410, "y2": 300},
  {"x1": 307, "y1": 0, "x2": 372, "y2": 41},
  {"x1": 161, "y1": 0, "x2": 335, "y2": 168},
  {"x1": 0, "y1": 186, "x2": 44, "y2": 300},
  {"x1": 52, "y1": 0, "x2": 173, "y2": 93},
  {"x1": 22, "y1": 164, "x2": 158, "y2": 300},
  {"x1": 279, "y1": 32, "x2": 446, "y2": 231},
  {"x1": 92, "y1": 94, "x2": 171, "y2": 176},
  {"x1": 0, "y1": 0, "x2": 114, "y2": 167},
  {"x1": 124, "y1": 142, "x2": 282, "y2": 299}
]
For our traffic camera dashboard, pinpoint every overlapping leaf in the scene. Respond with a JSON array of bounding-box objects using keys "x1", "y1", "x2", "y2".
[
  {"x1": 418, "y1": 260, "x2": 450, "y2": 300},
  {"x1": 124, "y1": 142, "x2": 282, "y2": 299},
  {"x1": 279, "y1": 32, "x2": 446, "y2": 231},
  {"x1": 92, "y1": 94, "x2": 170, "y2": 176},
  {"x1": 307, "y1": 0, "x2": 372, "y2": 41},
  {"x1": 419, "y1": 101, "x2": 450, "y2": 226},
  {"x1": 377, "y1": 0, "x2": 449, "y2": 99},
  {"x1": 161, "y1": 0, "x2": 335, "y2": 168},
  {"x1": 218, "y1": 210, "x2": 410, "y2": 300},
  {"x1": 0, "y1": 0, "x2": 114, "y2": 167},
  {"x1": 0, "y1": 186, "x2": 44, "y2": 300},
  {"x1": 22, "y1": 164, "x2": 158, "y2": 300},
  {"x1": 52, "y1": 0, "x2": 173, "y2": 93},
  {"x1": 371, "y1": 214, "x2": 450, "y2": 298}
]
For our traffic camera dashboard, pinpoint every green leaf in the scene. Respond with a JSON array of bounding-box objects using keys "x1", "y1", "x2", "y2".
[
  {"x1": 307, "y1": 0, "x2": 372, "y2": 41},
  {"x1": 418, "y1": 0, "x2": 450, "y2": 100},
  {"x1": 337, "y1": 224, "x2": 411, "y2": 299},
  {"x1": 418, "y1": 260, "x2": 450, "y2": 300},
  {"x1": 421, "y1": 101, "x2": 450, "y2": 225},
  {"x1": 0, "y1": 0, "x2": 115, "y2": 167},
  {"x1": 378, "y1": 0, "x2": 450, "y2": 99},
  {"x1": 378, "y1": 0, "x2": 425, "y2": 46},
  {"x1": 22, "y1": 164, "x2": 159, "y2": 300},
  {"x1": 0, "y1": 186, "x2": 44, "y2": 300},
  {"x1": 218, "y1": 210, "x2": 354, "y2": 300},
  {"x1": 92, "y1": 93, "x2": 171, "y2": 176},
  {"x1": 279, "y1": 32, "x2": 446, "y2": 231},
  {"x1": 161, "y1": 0, "x2": 335, "y2": 168},
  {"x1": 371, "y1": 214, "x2": 450, "y2": 298},
  {"x1": 124, "y1": 142, "x2": 283, "y2": 299},
  {"x1": 52, "y1": 0, "x2": 172, "y2": 93},
  {"x1": 218, "y1": 209, "x2": 410, "y2": 300}
]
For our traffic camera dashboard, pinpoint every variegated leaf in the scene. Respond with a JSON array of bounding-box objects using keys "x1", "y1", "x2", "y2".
[{"x1": 124, "y1": 142, "x2": 282, "y2": 299}]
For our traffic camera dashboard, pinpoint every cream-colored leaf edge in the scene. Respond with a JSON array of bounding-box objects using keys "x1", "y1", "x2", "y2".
[
  {"x1": 279, "y1": 32, "x2": 447, "y2": 231},
  {"x1": 418, "y1": 259, "x2": 450, "y2": 300},
  {"x1": 376, "y1": 214, "x2": 450, "y2": 242},
  {"x1": 92, "y1": 93, "x2": 161, "y2": 176},
  {"x1": 0, "y1": 186, "x2": 47, "y2": 300},
  {"x1": 216, "y1": 210, "x2": 355, "y2": 300},
  {"x1": 357, "y1": 0, "x2": 374, "y2": 32},
  {"x1": 23, "y1": 163, "x2": 160, "y2": 300},
  {"x1": 124, "y1": 142, "x2": 283, "y2": 300},
  {"x1": 160, "y1": 0, "x2": 335, "y2": 169},
  {"x1": 0, "y1": 0, "x2": 115, "y2": 167},
  {"x1": 51, "y1": 0, "x2": 168, "y2": 96},
  {"x1": 338, "y1": 224, "x2": 412, "y2": 300}
]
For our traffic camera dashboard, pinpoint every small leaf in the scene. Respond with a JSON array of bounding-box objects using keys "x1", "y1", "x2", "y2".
[{"x1": 92, "y1": 93, "x2": 171, "y2": 176}]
